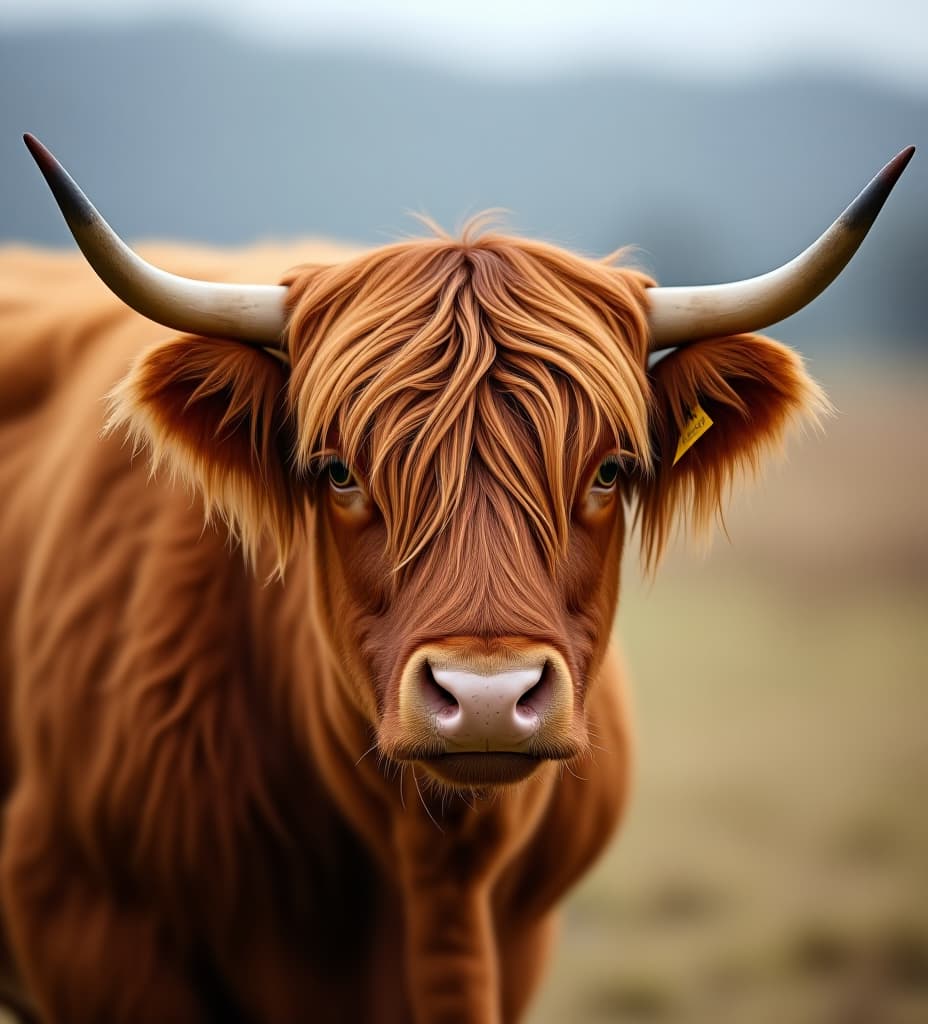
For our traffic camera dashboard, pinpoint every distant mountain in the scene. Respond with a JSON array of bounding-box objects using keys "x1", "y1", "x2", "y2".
[{"x1": 1, "y1": 21, "x2": 925, "y2": 352}]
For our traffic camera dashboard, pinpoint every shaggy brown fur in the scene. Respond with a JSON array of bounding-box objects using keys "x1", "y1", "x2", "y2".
[{"x1": 0, "y1": 229, "x2": 824, "y2": 1024}]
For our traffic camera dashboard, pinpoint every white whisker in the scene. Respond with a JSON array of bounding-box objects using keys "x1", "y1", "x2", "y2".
[{"x1": 413, "y1": 768, "x2": 444, "y2": 832}]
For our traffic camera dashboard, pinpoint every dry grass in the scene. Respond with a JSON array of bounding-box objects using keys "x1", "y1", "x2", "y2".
[{"x1": 529, "y1": 360, "x2": 928, "y2": 1023}]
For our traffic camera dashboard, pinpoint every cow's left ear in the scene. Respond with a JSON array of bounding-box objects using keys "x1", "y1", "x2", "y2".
[
  {"x1": 633, "y1": 334, "x2": 830, "y2": 568},
  {"x1": 108, "y1": 335, "x2": 300, "y2": 570}
]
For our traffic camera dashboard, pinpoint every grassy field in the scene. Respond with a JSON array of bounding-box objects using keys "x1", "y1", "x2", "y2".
[{"x1": 529, "y1": 362, "x2": 928, "y2": 1024}]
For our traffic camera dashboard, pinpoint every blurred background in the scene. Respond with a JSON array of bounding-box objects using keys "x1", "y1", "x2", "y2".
[{"x1": 1, "y1": 2, "x2": 926, "y2": 1021}]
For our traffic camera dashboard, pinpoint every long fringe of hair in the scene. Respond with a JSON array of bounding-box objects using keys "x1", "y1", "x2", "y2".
[{"x1": 284, "y1": 226, "x2": 654, "y2": 571}]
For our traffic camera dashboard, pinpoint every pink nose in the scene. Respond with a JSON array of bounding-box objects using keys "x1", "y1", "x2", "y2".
[{"x1": 425, "y1": 661, "x2": 547, "y2": 750}]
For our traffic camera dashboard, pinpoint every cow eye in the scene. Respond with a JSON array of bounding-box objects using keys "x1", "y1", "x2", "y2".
[
  {"x1": 592, "y1": 457, "x2": 620, "y2": 490},
  {"x1": 327, "y1": 460, "x2": 357, "y2": 490}
]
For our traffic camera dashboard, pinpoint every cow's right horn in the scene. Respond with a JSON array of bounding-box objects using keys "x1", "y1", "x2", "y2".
[{"x1": 24, "y1": 134, "x2": 289, "y2": 347}]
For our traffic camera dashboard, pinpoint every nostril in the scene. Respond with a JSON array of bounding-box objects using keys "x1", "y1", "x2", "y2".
[
  {"x1": 422, "y1": 663, "x2": 459, "y2": 716},
  {"x1": 516, "y1": 662, "x2": 551, "y2": 715}
]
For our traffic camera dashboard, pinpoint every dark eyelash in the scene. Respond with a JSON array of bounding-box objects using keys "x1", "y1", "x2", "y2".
[
  {"x1": 312, "y1": 453, "x2": 346, "y2": 477},
  {"x1": 611, "y1": 450, "x2": 641, "y2": 474}
]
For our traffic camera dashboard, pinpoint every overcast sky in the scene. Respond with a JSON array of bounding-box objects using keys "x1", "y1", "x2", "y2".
[{"x1": 3, "y1": 0, "x2": 927, "y2": 93}]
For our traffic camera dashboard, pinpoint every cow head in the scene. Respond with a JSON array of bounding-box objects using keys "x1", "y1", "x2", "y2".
[
  {"x1": 284, "y1": 236, "x2": 653, "y2": 784},
  {"x1": 25, "y1": 135, "x2": 913, "y2": 787}
]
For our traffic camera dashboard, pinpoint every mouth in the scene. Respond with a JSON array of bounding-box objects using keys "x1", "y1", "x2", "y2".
[{"x1": 419, "y1": 752, "x2": 544, "y2": 786}]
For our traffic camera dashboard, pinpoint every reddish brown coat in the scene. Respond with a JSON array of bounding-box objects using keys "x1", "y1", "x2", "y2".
[{"x1": 0, "y1": 237, "x2": 823, "y2": 1023}]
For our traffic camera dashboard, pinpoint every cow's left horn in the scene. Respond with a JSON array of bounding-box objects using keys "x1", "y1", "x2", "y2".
[
  {"x1": 24, "y1": 134, "x2": 289, "y2": 346},
  {"x1": 647, "y1": 146, "x2": 915, "y2": 351}
]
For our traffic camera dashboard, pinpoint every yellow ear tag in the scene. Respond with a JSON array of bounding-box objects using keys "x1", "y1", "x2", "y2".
[{"x1": 673, "y1": 402, "x2": 714, "y2": 465}]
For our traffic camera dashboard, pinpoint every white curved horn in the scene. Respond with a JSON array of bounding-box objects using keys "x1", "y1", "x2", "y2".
[
  {"x1": 647, "y1": 146, "x2": 915, "y2": 351},
  {"x1": 24, "y1": 134, "x2": 289, "y2": 346}
]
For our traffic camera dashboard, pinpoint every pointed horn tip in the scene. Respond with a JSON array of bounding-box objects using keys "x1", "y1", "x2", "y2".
[
  {"x1": 23, "y1": 133, "x2": 96, "y2": 230},
  {"x1": 882, "y1": 145, "x2": 916, "y2": 184},
  {"x1": 23, "y1": 132, "x2": 55, "y2": 171},
  {"x1": 841, "y1": 145, "x2": 916, "y2": 233},
  {"x1": 23, "y1": 133, "x2": 69, "y2": 192}
]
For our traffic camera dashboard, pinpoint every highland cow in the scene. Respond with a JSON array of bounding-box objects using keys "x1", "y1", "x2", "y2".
[{"x1": 0, "y1": 137, "x2": 912, "y2": 1023}]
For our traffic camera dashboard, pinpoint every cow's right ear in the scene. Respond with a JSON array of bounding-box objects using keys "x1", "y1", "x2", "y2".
[{"x1": 107, "y1": 334, "x2": 300, "y2": 570}]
